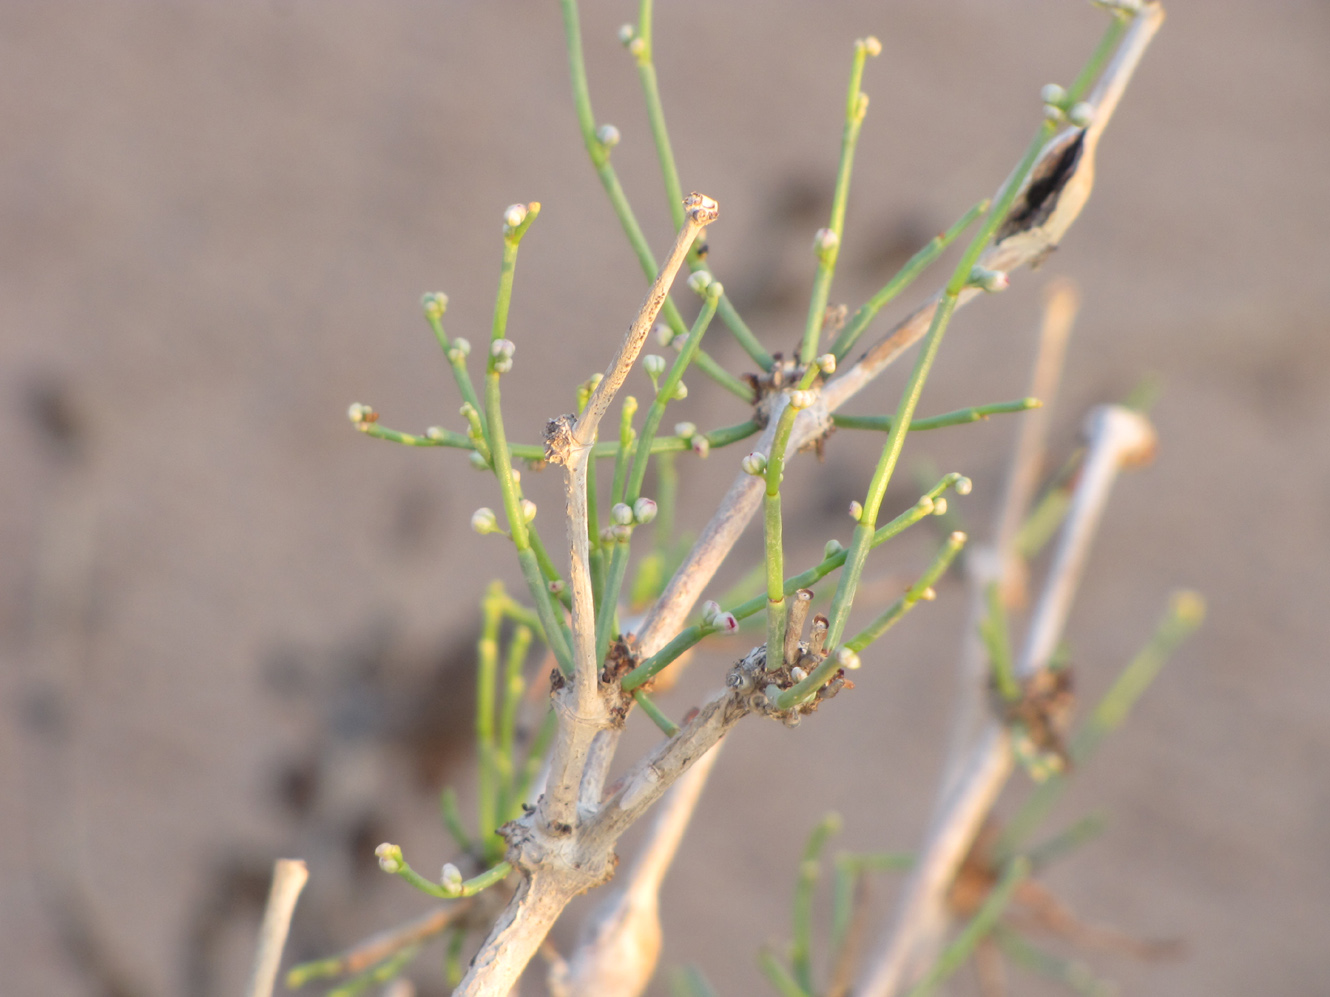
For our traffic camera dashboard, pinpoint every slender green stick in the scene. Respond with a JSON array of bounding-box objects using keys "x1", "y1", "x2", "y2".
[
  {"x1": 621, "y1": 474, "x2": 967, "y2": 692},
  {"x1": 378, "y1": 846, "x2": 513, "y2": 901},
  {"x1": 998, "y1": 591, "x2": 1205, "y2": 858},
  {"x1": 626, "y1": 283, "x2": 722, "y2": 503},
  {"x1": 1067, "y1": 12, "x2": 1130, "y2": 103},
  {"x1": 422, "y1": 294, "x2": 487, "y2": 436},
  {"x1": 830, "y1": 199, "x2": 988, "y2": 361},
  {"x1": 595, "y1": 533, "x2": 631, "y2": 666},
  {"x1": 822, "y1": 116, "x2": 1060, "y2": 659},
  {"x1": 356, "y1": 423, "x2": 467, "y2": 448},
  {"x1": 832, "y1": 852, "x2": 914, "y2": 959},
  {"x1": 526, "y1": 524, "x2": 573, "y2": 611},
  {"x1": 495, "y1": 624, "x2": 532, "y2": 828},
  {"x1": 980, "y1": 581, "x2": 1021, "y2": 703},
  {"x1": 611, "y1": 396, "x2": 639, "y2": 508},
  {"x1": 903, "y1": 857, "x2": 1031, "y2": 997},
  {"x1": 476, "y1": 586, "x2": 503, "y2": 844},
  {"x1": 439, "y1": 786, "x2": 473, "y2": 854},
  {"x1": 559, "y1": 0, "x2": 753, "y2": 399},
  {"x1": 993, "y1": 925, "x2": 1113, "y2": 997},
  {"x1": 632, "y1": 688, "x2": 679, "y2": 736},
  {"x1": 655, "y1": 448, "x2": 678, "y2": 551},
  {"x1": 832, "y1": 397, "x2": 1040, "y2": 433},
  {"x1": 800, "y1": 37, "x2": 878, "y2": 364},
  {"x1": 777, "y1": 530, "x2": 966, "y2": 709},
  {"x1": 629, "y1": 1, "x2": 774, "y2": 370},
  {"x1": 758, "y1": 948, "x2": 811, "y2": 997},
  {"x1": 792, "y1": 813, "x2": 841, "y2": 993},
  {"x1": 763, "y1": 365, "x2": 824, "y2": 668},
  {"x1": 326, "y1": 944, "x2": 421, "y2": 997}
]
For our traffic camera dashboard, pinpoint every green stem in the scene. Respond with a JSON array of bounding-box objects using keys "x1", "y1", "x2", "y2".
[
  {"x1": 757, "y1": 949, "x2": 811, "y2": 997},
  {"x1": 516, "y1": 547, "x2": 573, "y2": 674},
  {"x1": 596, "y1": 535, "x2": 632, "y2": 666},
  {"x1": 823, "y1": 116, "x2": 1059, "y2": 656},
  {"x1": 903, "y1": 857, "x2": 1031, "y2": 997},
  {"x1": 611, "y1": 397, "x2": 639, "y2": 508},
  {"x1": 496, "y1": 624, "x2": 533, "y2": 828},
  {"x1": 830, "y1": 199, "x2": 988, "y2": 361},
  {"x1": 386, "y1": 851, "x2": 513, "y2": 900},
  {"x1": 980, "y1": 581, "x2": 1020, "y2": 703},
  {"x1": 801, "y1": 38, "x2": 874, "y2": 364},
  {"x1": 357, "y1": 423, "x2": 467, "y2": 448},
  {"x1": 527, "y1": 524, "x2": 573, "y2": 611},
  {"x1": 791, "y1": 813, "x2": 841, "y2": 993},
  {"x1": 423, "y1": 303, "x2": 487, "y2": 436},
  {"x1": 476, "y1": 586, "x2": 503, "y2": 843},
  {"x1": 655, "y1": 448, "x2": 678, "y2": 551},
  {"x1": 634, "y1": 0, "x2": 684, "y2": 223},
  {"x1": 632, "y1": 688, "x2": 679, "y2": 736},
  {"x1": 621, "y1": 475, "x2": 967, "y2": 692},
  {"x1": 626, "y1": 287, "x2": 722, "y2": 503},
  {"x1": 832, "y1": 397, "x2": 1040, "y2": 433},
  {"x1": 439, "y1": 786, "x2": 473, "y2": 854},
  {"x1": 1067, "y1": 14, "x2": 1130, "y2": 104}
]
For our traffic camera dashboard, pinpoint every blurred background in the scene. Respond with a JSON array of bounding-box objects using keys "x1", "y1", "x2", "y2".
[{"x1": 3, "y1": 1, "x2": 1328, "y2": 994}]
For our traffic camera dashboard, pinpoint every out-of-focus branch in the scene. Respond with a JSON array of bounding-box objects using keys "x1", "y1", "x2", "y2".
[
  {"x1": 856, "y1": 405, "x2": 1157, "y2": 996},
  {"x1": 245, "y1": 859, "x2": 308, "y2": 997}
]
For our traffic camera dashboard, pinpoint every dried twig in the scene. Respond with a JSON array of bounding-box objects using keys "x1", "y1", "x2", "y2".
[
  {"x1": 856, "y1": 405, "x2": 1157, "y2": 996},
  {"x1": 245, "y1": 859, "x2": 308, "y2": 997}
]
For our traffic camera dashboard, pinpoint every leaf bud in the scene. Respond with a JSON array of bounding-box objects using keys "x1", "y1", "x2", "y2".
[
  {"x1": 1040, "y1": 83, "x2": 1067, "y2": 107},
  {"x1": 468, "y1": 451, "x2": 490, "y2": 470},
  {"x1": 1068, "y1": 101, "x2": 1094, "y2": 127},
  {"x1": 687, "y1": 270, "x2": 714, "y2": 295},
  {"x1": 503, "y1": 203, "x2": 529, "y2": 230},
  {"x1": 611, "y1": 523, "x2": 633, "y2": 542},
  {"x1": 654, "y1": 322, "x2": 675, "y2": 347},
  {"x1": 471, "y1": 507, "x2": 500, "y2": 535},
  {"x1": 448, "y1": 336, "x2": 471, "y2": 361},
  {"x1": 421, "y1": 292, "x2": 449, "y2": 318},
  {"x1": 967, "y1": 265, "x2": 1010, "y2": 293},
  {"x1": 920, "y1": 587, "x2": 937, "y2": 601},
  {"x1": 955, "y1": 476, "x2": 973, "y2": 496},
  {"x1": 632, "y1": 497, "x2": 658, "y2": 524},
  {"x1": 617, "y1": 23, "x2": 635, "y2": 45},
  {"x1": 741, "y1": 451, "x2": 768, "y2": 476},
  {"x1": 491, "y1": 338, "x2": 516, "y2": 359},
  {"x1": 789, "y1": 389, "x2": 816, "y2": 410},
  {"x1": 441, "y1": 863, "x2": 464, "y2": 893},
  {"x1": 375, "y1": 842, "x2": 403, "y2": 874},
  {"x1": 816, "y1": 353, "x2": 837, "y2": 375},
  {"x1": 426, "y1": 426, "x2": 446, "y2": 441},
  {"x1": 932, "y1": 496, "x2": 948, "y2": 517},
  {"x1": 596, "y1": 123, "x2": 621, "y2": 148},
  {"x1": 674, "y1": 421, "x2": 697, "y2": 439},
  {"x1": 519, "y1": 498, "x2": 537, "y2": 524},
  {"x1": 824, "y1": 538, "x2": 845, "y2": 559},
  {"x1": 849, "y1": 500, "x2": 864, "y2": 522},
  {"x1": 790, "y1": 666, "x2": 807, "y2": 683},
  {"x1": 691, "y1": 435, "x2": 710, "y2": 458},
  {"x1": 813, "y1": 227, "x2": 840, "y2": 253},
  {"x1": 643, "y1": 354, "x2": 667, "y2": 384},
  {"x1": 347, "y1": 402, "x2": 373, "y2": 424},
  {"x1": 672, "y1": 380, "x2": 688, "y2": 401},
  {"x1": 611, "y1": 502, "x2": 635, "y2": 526},
  {"x1": 628, "y1": 36, "x2": 646, "y2": 58},
  {"x1": 863, "y1": 35, "x2": 882, "y2": 57},
  {"x1": 836, "y1": 647, "x2": 862, "y2": 670}
]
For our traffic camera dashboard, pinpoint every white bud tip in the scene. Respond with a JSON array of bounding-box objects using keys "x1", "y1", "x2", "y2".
[
  {"x1": 968, "y1": 266, "x2": 1009, "y2": 293},
  {"x1": 633, "y1": 497, "x2": 658, "y2": 524},
  {"x1": 1040, "y1": 83, "x2": 1067, "y2": 106},
  {"x1": 824, "y1": 539, "x2": 845, "y2": 558},
  {"x1": 596, "y1": 123, "x2": 621, "y2": 148},
  {"x1": 347, "y1": 403, "x2": 371, "y2": 424},
  {"x1": 617, "y1": 24, "x2": 635, "y2": 45},
  {"x1": 471, "y1": 507, "x2": 499, "y2": 534},
  {"x1": 468, "y1": 451, "x2": 489, "y2": 470},
  {"x1": 503, "y1": 204, "x2": 528, "y2": 229},
  {"x1": 718, "y1": 612, "x2": 738, "y2": 632},
  {"x1": 932, "y1": 496, "x2": 948, "y2": 517},
  {"x1": 611, "y1": 502, "x2": 634, "y2": 526},
  {"x1": 426, "y1": 426, "x2": 445, "y2": 441},
  {"x1": 849, "y1": 500, "x2": 864, "y2": 521},
  {"x1": 701, "y1": 600, "x2": 722, "y2": 626},
  {"x1": 520, "y1": 499, "x2": 537, "y2": 524},
  {"x1": 643, "y1": 354, "x2": 666, "y2": 379},
  {"x1": 789, "y1": 389, "x2": 815, "y2": 410},
  {"x1": 741, "y1": 452, "x2": 768, "y2": 476},
  {"x1": 1043, "y1": 103, "x2": 1065, "y2": 124},
  {"x1": 1068, "y1": 102, "x2": 1094, "y2": 127},
  {"x1": 836, "y1": 647, "x2": 862, "y2": 670},
  {"x1": 920, "y1": 587, "x2": 937, "y2": 601},
  {"x1": 813, "y1": 227, "x2": 840, "y2": 252},
  {"x1": 863, "y1": 36, "x2": 882, "y2": 57},
  {"x1": 449, "y1": 336, "x2": 471, "y2": 358},
  {"x1": 687, "y1": 270, "x2": 713, "y2": 294},
  {"x1": 955, "y1": 477, "x2": 973, "y2": 496},
  {"x1": 790, "y1": 667, "x2": 807, "y2": 682},
  {"x1": 491, "y1": 338, "x2": 516, "y2": 358},
  {"x1": 673, "y1": 381, "x2": 688, "y2": 401},
  {"x1": 817, "y1": 353, "x2": 837, "y2": 375},
  {"x1": 441, "y1": 863, "x2": 463, "y2": 891},
  {"x1": 950, "y1": 531, "x2": 967, "y2": 545},
  {"x1": 628, "y1": 36, "x2": 646, "y2": 57},
  {"x1": 654, "y1": 323, "x2": 674, "y2": 347},
  {"x1": 422, "y1": 292, "x2": 449, "y2": 315},
  {"x1": 674, "y1": 422, "x2": 697, "y2": 439},
  {"x1": 691, "y1": 435, "x2": 710, "y2": 458}
]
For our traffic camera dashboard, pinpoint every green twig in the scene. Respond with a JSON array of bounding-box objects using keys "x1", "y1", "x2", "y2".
[
  {"x1": 830, "y1": 199, "x2": 989, "y2": 361},
  {"x1": 758, "y1": 947, "x2": 812, "y2": 997},
  {"x1": 791, "y1": 813, "x2": 842, "y2": 993},
  {"x1": 633, "y1": 688, "x2": 679, "y2": 736},
  {"x1": 831, "y1": 397, "x2": 1040, "y2": 433},
  {"x1": 980, "y1": 581, "x2": 1020, "y2": 703},
  {"x1": 903, "y1": 857, "x2": 1031, "y2": 997},
  {"x1": 495, "y1": 623, "x2": 533, "y2": 830},
  {"x1": 801, "y1": 36, "x2": 878, "y2": 364},
  {"x1": 376, "y1": 844, "x2": 512, "y2": 900}
]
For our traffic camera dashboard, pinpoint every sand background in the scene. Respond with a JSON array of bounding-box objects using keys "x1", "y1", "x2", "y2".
[{"x1": 3, "y1": 1, "x2": 1328, "y2": 994}]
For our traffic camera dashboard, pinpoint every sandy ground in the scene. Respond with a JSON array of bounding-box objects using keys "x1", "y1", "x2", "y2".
[{"x1": 3, "y1": 2, "x2": 1329, "y2": 995}]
